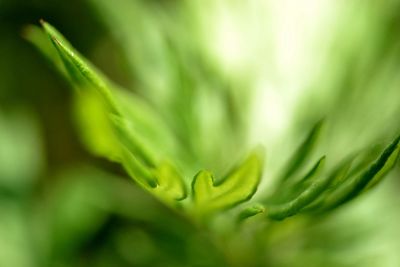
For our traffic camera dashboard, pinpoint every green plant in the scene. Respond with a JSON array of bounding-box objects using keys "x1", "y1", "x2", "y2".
[
  {"x1": 23, "y1": 4, "x2": 400, "y2": 264},
  {"x1": 27, "y1": 20, "x2": 400, "y2": 222}
]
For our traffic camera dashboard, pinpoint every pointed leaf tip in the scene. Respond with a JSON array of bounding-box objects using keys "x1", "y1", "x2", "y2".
[
  {"x1": 280, "y1": 119, "x2": 325, "y2": 182},
  {"x1": 40, "y1": 21, "x2": 118, "y2": 113}
]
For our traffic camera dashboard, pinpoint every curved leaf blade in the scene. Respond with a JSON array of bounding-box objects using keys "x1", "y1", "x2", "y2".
[
  {"x1": 192, "y1": 151, "x2": 264, "y2": 216},
  {"x1": 320, "y1": 135, "x2": 400, "y2": 211},
  {"x1": 267, "y1": 156, "x2": 327, "y2": 220},
  {"x1": 153, "y1": 162, "x2": 188, "y2": 202},
  {"x1": 280, "y1": 119, "x2": 324, "y2": 182}
]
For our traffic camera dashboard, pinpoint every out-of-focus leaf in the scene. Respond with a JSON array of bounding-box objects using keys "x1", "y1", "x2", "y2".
[
  {"x1": 279, "y1": 119, "x2": 325, "y2": 182},
  {"x1": 237, "y1": 203, "x2": 265, "y2": 222},
  {"x1": 268, "y1": 156, "x2": 326, "y2": 203},
  {"x1": 47, "y1": 168, "x2": 111, "y2": 260},
  {"x1": 110, "y1": 115, "x2": 157, "y2": 168},
  {"x1": 318, "y1": 135, "x2": 400, "y2": 211},
  {"x1": 115, "y1": 89, "x2": 179, "y2": 165},
  {"x1": 0, "y1": 110, "x2": 43, "y2": 192},
  {"x1": 0, "y1": 202, "x2": 35, "y2": 267},
  {"x1": 300, "y1": 157, "x2": 354, "y2": 212},
  {"x1": 73, "y1": 89, "x2": 122, "y2": 161},
  {"x1": 267, "y1": 135, "x2": 400, "y2": 220},
  {"x1": 23, "y1": 25, "x2": 66, "y2": 76},
  {"x1": 267, "y1": 156, "x2": 326, "y2": 220},
  {"x1": 191, "y1": 151, "x2": 264, "y2": 217}
]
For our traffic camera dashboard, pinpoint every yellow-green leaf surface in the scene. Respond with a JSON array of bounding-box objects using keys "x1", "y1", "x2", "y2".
[
  {"x1": 73, "y1": 89, "x2": 122, "y2": 161},
  {"x1": 191, "y1": 151, "x2": 264, "y2": 217},
  {"x1": 152, "y1": 162, "x2": 188, "y2": 202}
]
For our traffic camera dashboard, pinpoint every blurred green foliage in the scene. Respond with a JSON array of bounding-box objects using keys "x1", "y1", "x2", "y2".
[{"x1": 1, "y1": 0, "x2": 400, "y2": 267}]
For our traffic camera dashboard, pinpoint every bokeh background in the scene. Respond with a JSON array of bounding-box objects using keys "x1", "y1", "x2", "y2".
[{"x1": 1, "y1": 0, "x2": 400, "y2": 266}]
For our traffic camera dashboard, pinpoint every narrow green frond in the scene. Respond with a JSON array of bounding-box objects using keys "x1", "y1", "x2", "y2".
[
  {"x1": 40, "y1": 20, "x2": 118, "y2": 113},
  {"x1": 267, "y1": 156, "x2": 327, "y2": 220},
  {"x1": 267, "y1": 156, "x2": 326, "y2": 204},
  {"x1": 280, "y1": 119, "x2": 325, "y2": 182},
  {"x1": 364, "y1": 137, "x2": 400, "y2": 190},
  {"x1": 319, "y1": 135, "x2": 400, "y2": 211},
  {"x1": 300, "y1": 157, "x2": 354, "y2": 212}
]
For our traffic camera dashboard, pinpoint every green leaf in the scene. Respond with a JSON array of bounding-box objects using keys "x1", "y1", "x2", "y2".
[
  {"x1": 318, "y1": 135, "x2": 400, "y2": 211},
  {"x1": 267, "y1": 156, "x2": 326, "y2": 204},
  {"x1": 299, "y1": 157, "x2": 354, "y2": 213},
  {"x1": 152, "y1": 162, "x2": 188, "y2": 202},
  {"x1": 40, "y1": 20, "x2": 118, "y2": 112},
  {"x1": 279, "y1": 119, "x2": 325, "y2": 182},
  {"x1": 267, "y1": 156, "x2": 327, "y2": 220},
  {"x1": 268, "y1": 136, "x2": 400, "y2": 218},
  {"x1": 39, "y1": 21, "x2": 179, "y2": 164},
  {"x1": 123, "y1": 154, "x2": 187, "y2": 206},
  {"x1": 191, "y1": 151, "x2": 264, "y2": 217},
  {"x1": 364, "y1": 140, "x2": 400, "y2": 190},
  {"x1": 115, "y1": 89, "x2": 179, "y2": 164},
  {"x1": 344, "y1": 145, "x2": 382, "y2": 179},
  {"x1": 37, "y1": 21, "x2": 188, "y2": 205}
]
